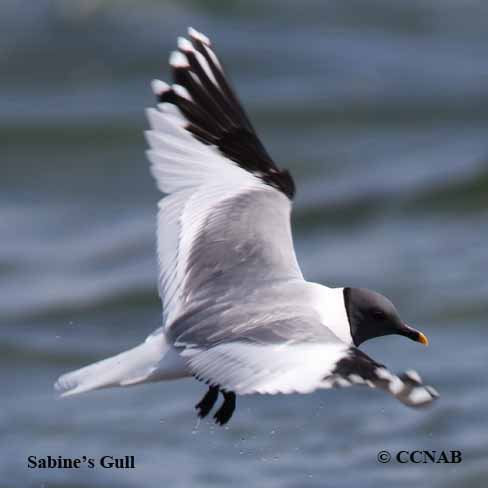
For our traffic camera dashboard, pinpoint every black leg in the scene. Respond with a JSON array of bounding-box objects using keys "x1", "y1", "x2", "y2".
[
  {"x1": 213, "y1": 391, "x2": 236, "y2": 426},
  {"x1": 195, "y1": 385, "x2": 219, "y2": 419}
]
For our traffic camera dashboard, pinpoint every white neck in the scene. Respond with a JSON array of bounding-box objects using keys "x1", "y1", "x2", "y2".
[{"x1": 306, "y1": 283, "x2": 353, "y2": 345}]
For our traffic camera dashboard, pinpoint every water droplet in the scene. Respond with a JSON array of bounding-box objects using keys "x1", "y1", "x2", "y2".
[{"x1": 192, "y1": 417, "x2": 201, "y2": 434}]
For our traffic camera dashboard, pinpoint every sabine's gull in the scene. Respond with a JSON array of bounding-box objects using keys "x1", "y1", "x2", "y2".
[{"x1": 55, "y1": 28, "x2": 439, "y2": 425}]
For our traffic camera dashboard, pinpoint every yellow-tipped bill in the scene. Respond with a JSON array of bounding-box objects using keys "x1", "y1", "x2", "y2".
[{"x1": 417, "y1": 331, "x2": 429, "y2": 346}]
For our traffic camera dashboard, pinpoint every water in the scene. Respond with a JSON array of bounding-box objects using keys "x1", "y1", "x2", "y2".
[{"x1": 1, "y1": 1, "x2": 488, "y2": 487}]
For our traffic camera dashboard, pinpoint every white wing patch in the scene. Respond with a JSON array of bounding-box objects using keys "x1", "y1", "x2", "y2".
[
  {"x1": 181, "y1": 342, "x2": 349, "y2": 395},
  {"x1": 145, "y1": 108, "x2": 245, "y2": 194}
]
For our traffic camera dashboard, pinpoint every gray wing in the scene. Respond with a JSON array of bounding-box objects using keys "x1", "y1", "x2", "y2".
[
  {"x1": 151, "y1": 182, "x2": 303, "y2": 330},
  {"x1": 168, "y1": 299, "x2": 338, "y2": 350},
  {"x1": 145, "y1": 29, "x2": 303, "y2": 328},
  {"x1": 174, "y1": 304, "x2": 439, "y2": 405},
  {"x1": 178, "y1": 187, "x2": 303, "y2": 306},
  {"x1": 175, "y1": 305, "x2": 351, "y2": 395}
]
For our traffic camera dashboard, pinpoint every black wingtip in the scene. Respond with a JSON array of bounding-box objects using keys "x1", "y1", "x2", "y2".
[
  {"x1": 329, "y1": 348, "x2": 439, "y2": 408},
  {"x1": 152, "y1": 30, "x2": 297, "y2": 200}
]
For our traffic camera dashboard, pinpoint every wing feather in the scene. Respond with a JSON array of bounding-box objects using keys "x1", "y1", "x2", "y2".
[
  {"x1": 182, "y1": 341, "x2": 349, "y2": 395},
  {"x1": 181, "y1": 338, "x2": 439, "y2": 406},
  {"x1": 146, "y1": 29, "x2": 302, "y2": 329}
]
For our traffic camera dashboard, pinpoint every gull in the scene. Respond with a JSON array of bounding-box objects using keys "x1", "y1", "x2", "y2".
[{"x1": 55, "y1": 28, "x2": 439, "y2": 425}]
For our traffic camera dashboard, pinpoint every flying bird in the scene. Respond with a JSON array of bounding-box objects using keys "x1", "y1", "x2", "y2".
[{"x1": 55, "y1": 28, "x2": 439, "y2": 425}]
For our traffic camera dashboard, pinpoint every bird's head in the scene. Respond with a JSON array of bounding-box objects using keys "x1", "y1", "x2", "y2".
[{"x1": 343, "y1": 287, "x2": 428, "y2": 347}]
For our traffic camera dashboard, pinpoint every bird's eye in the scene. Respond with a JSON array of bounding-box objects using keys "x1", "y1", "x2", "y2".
[{"x1": 373, "y1": 310, "x2": 386, "y2": 320}]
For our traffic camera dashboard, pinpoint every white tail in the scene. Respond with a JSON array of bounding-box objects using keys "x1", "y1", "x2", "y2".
[{"x1": 54, "y1": 333, "x2": 189, "y2": 397}]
